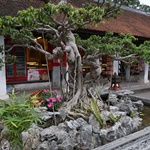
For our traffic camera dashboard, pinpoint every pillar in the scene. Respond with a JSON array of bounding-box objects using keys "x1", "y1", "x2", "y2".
[
  {"x1": 144, "y1": 62, "x2": 149, "y2": 83},
  {"x1": 138, "y1": 60, "x2": 149, "y2": 83},
  {"x1": 113, "y1": 60, "x2": 119, "y2": 75},
  {"x1": 0, "y1": 36, "x2": 9, "y2": 99}
]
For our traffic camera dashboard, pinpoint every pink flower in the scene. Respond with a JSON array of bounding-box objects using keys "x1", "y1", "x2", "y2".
[
  {"x1": 46, "y1": 98, "x2": 50, "y2": 102},
  {"x1": 57, "y1": 96, "x2": 62, "y2": 102},
  {"x1": 43, "y1": 89, "x2": 48, "y2": 93},
  {"x1": 47, "y1": 102, "x2": 53, "y2": 108},
  {"x1": 50, "y1": 97, "x2": 56, "y2": 102},
  {"x1": 40, "y1": 100, "x2": 44, "y2": 104},
  {"x1": 52, "y1": 90, "x2": 58, "y2": 94}
]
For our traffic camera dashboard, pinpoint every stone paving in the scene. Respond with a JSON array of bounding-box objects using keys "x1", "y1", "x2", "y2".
[
  {"x1": 134, "y1": 91, "x2": 150, "y2": 100},
  {"x1": 15, "y1": 81, "x2": 150, "y2": 102},
  {"x1": 120, "y1": 81, "x2": 150, "y2": 101},
  {"x1": 120, "y1": 81, "x2": 150, "y2": 92}
]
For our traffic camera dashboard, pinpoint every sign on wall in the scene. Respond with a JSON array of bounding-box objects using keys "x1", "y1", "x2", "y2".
[{"x1": 28, "y1": 69, "x2": 48, "y2": 81}]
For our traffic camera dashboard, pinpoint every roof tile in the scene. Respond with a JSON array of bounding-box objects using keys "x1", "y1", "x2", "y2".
[{"x1": 87, "y1": 9, "x2": 150, "y2": 38}]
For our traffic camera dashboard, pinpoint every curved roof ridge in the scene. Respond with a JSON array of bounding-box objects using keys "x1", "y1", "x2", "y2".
[{"x1": 122, "y1": 5, "x2": 150, "y2": 16}]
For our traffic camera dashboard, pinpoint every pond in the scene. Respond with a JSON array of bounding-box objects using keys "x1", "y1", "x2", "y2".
[{"x1": 141, "y1": 105, "x2": 150, "y2": 128}]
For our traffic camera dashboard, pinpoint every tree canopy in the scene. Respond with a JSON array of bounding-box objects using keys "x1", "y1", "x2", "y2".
[
  {"x1": 0, "y1": 0, "x2": 149, "y2": 67},
  {"x1": 0, "y1": 0, "x2": 123, "y2": 67}
]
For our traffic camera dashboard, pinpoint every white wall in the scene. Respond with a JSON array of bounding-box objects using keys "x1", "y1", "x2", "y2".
[
  {"x1": 113, "y1": 60, "x2": 119, "y2": 75},
  {"x1": 0, "y1": 36, "x2": 8, "y2": 99}
]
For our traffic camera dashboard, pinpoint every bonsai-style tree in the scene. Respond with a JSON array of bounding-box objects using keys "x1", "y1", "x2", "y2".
[{"x1": 0, "y1": 0, "x2": 150, "y2": 117}]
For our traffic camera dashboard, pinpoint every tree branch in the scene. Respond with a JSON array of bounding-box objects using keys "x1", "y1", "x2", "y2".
[
  {"x1": 5, "y1": 44, "x2": 27, "y2": 52},
  {"x1": 111, "y1": 54, "x2": 137, "y2": 61}
]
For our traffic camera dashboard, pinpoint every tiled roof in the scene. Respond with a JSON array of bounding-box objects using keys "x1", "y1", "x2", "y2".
[
  {"x1": 0, "y1": 0, "x2": 45, "y2": 16},
  {"x1": 50, "y1": 0, "x2": 94, "y2": 6},
  {"x1": 0, "y1": 0, "x2": 96, "y2": 16},
  {"x1": 0, "y1": 0, "x2": 150, "y2": 39},
  {"x1": 87, "y1": 8, "x2": 150, "y2": 39}
]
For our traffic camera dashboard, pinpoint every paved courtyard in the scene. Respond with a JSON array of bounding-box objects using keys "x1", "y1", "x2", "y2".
[
  {"x1": 121, "y1": 81, "x2": 150, "y2": 100},
  {"x1": 134, "y1": 91, "x2": 150, "y2": 100}
]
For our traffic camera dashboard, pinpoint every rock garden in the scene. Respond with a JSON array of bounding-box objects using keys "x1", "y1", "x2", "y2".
[{"x1": 0, "y1": 88, "x2": 144, "y2": 150}]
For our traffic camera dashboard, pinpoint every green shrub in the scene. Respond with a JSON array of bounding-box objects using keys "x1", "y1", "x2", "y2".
[
  {"x1": 108, "y1": 114, "x2": 122, "y2": 125},
  {"x1": 0, "y1": 89, "x2": 42, "y2": 149},
  {"x1": 84, "y1": 98, "x2": 105, "y2": 128}
]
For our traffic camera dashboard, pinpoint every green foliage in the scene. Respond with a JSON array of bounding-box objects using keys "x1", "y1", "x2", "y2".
[
  {"x1": 0, "y1": 45, "x2": 4, "y2": 69},
  {"x1": 122, "y1": 0, "x2": 150, "y2": 12},
  {"x1": 129, "y1": 111, "x2": 135, "y2": 118},
  {"x1": 76, "y1": 32, "x2": 138, "y2": 56},
  {"x1": 139, "y1": 4, "x2": 150, "y2": 12},
  {"x1": 122, "y1": 0, "x2": 140, "y2": 9},
  {"x1": 0, "y1": 46, "x2": 17, "y2": 70},
  {"x1": 0, "y1": 1, "x2": 150, "y2": 76},
  {"x1": 0, "y1": 89, "x2": 42, "y2": 148},
  {"x1": 5, "y1": 54, "x2": 17, "y2": 64},
  {"x1": 95, "y1": 84, "x2": 103, "y2": 100},
  {"x1": 86, "y1": 98, "x2": 105, "y2": 128},
  {"x1": 108, "y1": 114, "x2": 122, "y2": 125},
  {"x1": 0, "y1": 45, "x2": 4, "y2": 54},
  {"x1": 0, "y1": 1, "x2": 136, "y2": 69},
  {"x1": 0, "y1": 1, "x2": 122, "y2": 43},
  {"x1": 138, "y1": 41, "x2": 150, "y2": 63}
]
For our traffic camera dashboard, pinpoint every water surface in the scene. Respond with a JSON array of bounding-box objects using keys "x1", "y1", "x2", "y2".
[{"x1": 141, "y1": 105, "x2": 150, "y2": 128}]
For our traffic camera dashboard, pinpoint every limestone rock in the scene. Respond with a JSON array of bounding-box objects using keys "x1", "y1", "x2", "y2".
[
  {"x1": 21, "y1": 128, "x2": 40, "y2": 150},
  {"x1": 0, "y1": 139, "x2": 10, "y2": 150}
]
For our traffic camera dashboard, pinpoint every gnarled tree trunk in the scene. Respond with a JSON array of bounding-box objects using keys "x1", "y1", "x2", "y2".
[{"x1": 61, "y1": 31, "x2": 103, "y2": 117}]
